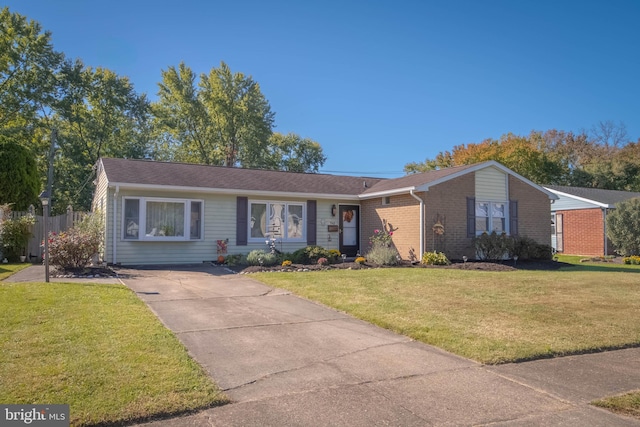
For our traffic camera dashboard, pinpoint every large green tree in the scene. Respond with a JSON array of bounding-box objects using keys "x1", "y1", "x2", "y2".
[
  {"x1": 264, "y1": 132, "x2": 326, "y2": 172},
  {"x1": 0, "y1": 138, "x2": 40, "y2": 210},
  {"x1": 0, "y1": 7, "x2": 62, "y2": 131},
  {"x1": 153, "y1": 61, "x2": 275, "y2": 167},
  {"x1": 607, "y1": 198, "x2": 640, "y2": 256},
  {"x1": 50, "y1": 60, "x2": 151, "y2": 211}
]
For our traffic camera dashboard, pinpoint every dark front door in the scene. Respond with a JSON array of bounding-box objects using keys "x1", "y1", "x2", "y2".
[{"x1": 339, "y1": 205, "x2": 360, "y2": 257}]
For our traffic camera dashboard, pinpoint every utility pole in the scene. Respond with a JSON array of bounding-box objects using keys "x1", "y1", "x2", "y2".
[{"x1": 47, "y1": 129, "x2": 56, "y2": 212}]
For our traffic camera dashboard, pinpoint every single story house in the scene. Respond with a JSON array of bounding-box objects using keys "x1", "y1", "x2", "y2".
[
  {"x1": 544, "y1": 185, "x2": 640, "y2": 256},
  {"x1": 92, "y1": 158, "x2": 557, "y2": 265}
]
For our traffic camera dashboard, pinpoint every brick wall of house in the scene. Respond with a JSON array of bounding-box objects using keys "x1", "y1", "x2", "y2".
[
  {"x1": 423, "y1": 173, "x2": 476, "y2": 260},
  {"x1": 556, "y1": 208, "x2": 605, "y2": 256},
  {"x1": 508, "y1": 176, "x2": 552, "y2": 246},
  {"x1": 360, "y1": 195, "x2": 421, "y2": 261}
]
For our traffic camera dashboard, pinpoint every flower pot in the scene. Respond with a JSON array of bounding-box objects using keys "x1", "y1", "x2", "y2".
[{"x1": 217, "y1": 255, "x2": 225, "y2": 264}]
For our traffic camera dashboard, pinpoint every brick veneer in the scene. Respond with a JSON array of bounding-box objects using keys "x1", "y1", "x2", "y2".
[
  {"x1": 555, "y1": 208, "x2": 606, "y2": 256},
  {"x1": 360, "y1": 173, "x2": 553, "y2": 261}
]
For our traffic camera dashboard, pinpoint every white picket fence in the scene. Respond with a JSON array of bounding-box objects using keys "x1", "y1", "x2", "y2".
[{"x1": 6, "y1": 206, "x2": 87, "y2": 262}]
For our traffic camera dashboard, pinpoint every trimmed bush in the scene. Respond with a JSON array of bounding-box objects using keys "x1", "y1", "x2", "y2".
[
  {"x1": 421, "y1": 251, "x2": 450, "y2": 266},
  {"x1": 246, "y1": 249, "x2": 277, "y2": 266},
  {"x1": 291, "y1": 245, "x2": 331, "y2": 264},
  {"x1": 607, "y1": 198, "x2": 640, "y2": 256},
  {"x1": 0, "y1": 214, "x2": 35, "y2": 262},
  {"x1": 366, "y1": 244, "x2": 400, "y2": 266}
]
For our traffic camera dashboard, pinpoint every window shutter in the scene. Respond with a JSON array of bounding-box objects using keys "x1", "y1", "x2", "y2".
[
  {"x1": 236, "y1": 197, "x2": 248, "y2": 246},
  {"x1": 307, "y1": 200, "x2": 317, "y2": 245},
  {"x1": 467, "y1": 197, "x2": 475, "y2": 238},
  {"x1": 510, "y1": 200, "x2": 518, "y2": 236}
]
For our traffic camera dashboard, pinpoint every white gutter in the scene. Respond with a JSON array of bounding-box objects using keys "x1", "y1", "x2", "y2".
[
  {"x1": 113, "y1": 185, "x2": 119, "y2": 265},
  {"x1": 603, "y1": 208, "x2": 608, "y2": 256},
  {"x1": 409, "y1": 190, "x2": 425, "y2": 259}
]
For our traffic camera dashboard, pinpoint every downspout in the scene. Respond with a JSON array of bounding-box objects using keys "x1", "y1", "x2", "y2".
[
  {"x1": 602, "y1": 207, "x2": 608, "y2": 256},
  {"x1": 113, "y1": 185, "x2": 119, "y2": 265},
  {"x1": 409, "y1": 190, "x2": 425, "y2": 259}
]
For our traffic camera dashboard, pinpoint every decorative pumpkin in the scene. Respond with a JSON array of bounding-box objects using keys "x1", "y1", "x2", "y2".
[{"x1": 217, "y1": 255, "x2": 225, "y2": 264}]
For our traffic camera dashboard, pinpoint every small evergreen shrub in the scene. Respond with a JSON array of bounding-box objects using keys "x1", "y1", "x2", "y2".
[
  {"x1": 246, "y1": 249, "x2": 277, "y2": 266},
  {"x1": 291, "y1": 245, "x2": 331, "y2": 264},
  {"x1": 421, "y1": 251, "x2": 450, "y2": 265},
  {"x1": 473, "y1": 232, "x2": 512, "y2": 261},
  {"x1": 366, "y1": 245, "x2": 400, "y2": 265},
  {"x1": 225, "y1": 254, "x2": 245, "y2": 266}
]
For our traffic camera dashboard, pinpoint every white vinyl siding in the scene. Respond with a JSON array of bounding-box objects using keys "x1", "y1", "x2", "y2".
[{"x1": 475, "y1": 167, "x2": 507, "y2": 201}]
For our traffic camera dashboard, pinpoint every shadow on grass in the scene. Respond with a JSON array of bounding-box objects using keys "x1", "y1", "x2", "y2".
[{"x1": 557, "y1": 264, "x2": 640, "y2": 274}]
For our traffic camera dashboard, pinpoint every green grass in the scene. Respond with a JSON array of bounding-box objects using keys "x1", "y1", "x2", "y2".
[
  {"x1": 0, "y1": 262, "x2": 31, "y2": 280},
  {"x1": 252, "y1": 263, "x2": 640, "y2": 364},
  {"x1": 0, "y1": 281, "x2": 228, "y2": 426},
  {"x1": 593, "y1": 391, "x2": 640, "y2": 419}
]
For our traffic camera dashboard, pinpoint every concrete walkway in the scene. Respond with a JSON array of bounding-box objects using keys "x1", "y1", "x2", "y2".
[{"x1": 112, "y1": 264, "x2": 640, "y2": 427}]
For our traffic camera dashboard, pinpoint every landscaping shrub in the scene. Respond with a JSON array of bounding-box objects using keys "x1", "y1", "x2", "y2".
[
  {"x1": 607, "y1": 198, "x2": 640, "y2": 256},
  {"x1": 369, "y1": 228, "x2": 393, "y2": 247},
  {"x1": 473, "y1": 232, "x2": 512, "y2": 261},
  {"x1": 623, "y1": 255, "x2": 640, "y2": 265},
  {"x1": 282, "y1": 260, "x2": 292, "y2": 267},
  {"x1": 328, "y1": 249, "x2": 341, "y2": 263},
  {"x1": 511, "y1": 236, "x2": 553, "y2": 260},
  {"x1": 0, "y1": 214, "x2": 35, "y2": 262},
  {"x1": 421, "y1": 251, "x2": 450, "y2": 265},
  {"x1": 317, "y1": 257, "x2": 329, "y2": 266},
  {"x1": 365, "y1": 244, "x2": 400, "y2": 265},
  {"x1": 291, "y1": 245, "x2": 331, "y2": 264},
  {"x1": 225, "y1": 254, "x2": 245, "y2": 266},
  {"x1": 47, "y1": 213, "x2": 104, "y2": 269},
  {"x1": 246, "y1": 249, "x2": 277, "y2": 266},
  {"x1": 355, "y1": 256, "x2": 366, "y2": 264}
]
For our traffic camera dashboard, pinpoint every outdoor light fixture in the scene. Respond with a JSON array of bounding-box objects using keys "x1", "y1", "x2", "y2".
[
  {"x1": 39, "y1": 191, "x2": 50, "y2": 283},
  {"x1": 331, "y1": 204, "x2": 337, "y2": 217}
]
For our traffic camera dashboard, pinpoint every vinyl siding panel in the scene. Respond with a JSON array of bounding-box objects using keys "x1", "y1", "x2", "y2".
[
  {"x1": 550, "y1": 195, "x2": 600, "y2": 211},
  {"x1": 110, "y1": 190, "x2": 348, "y2": 265},
  {"x1": 475, "y1": 167, "x2": 507, "y2": 201},
  {"x1": 91, "y1": 168, "x2": 110, "y2": 262}
]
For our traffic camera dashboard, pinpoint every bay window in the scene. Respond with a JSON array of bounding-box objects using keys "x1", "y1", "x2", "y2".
[
  {"x1": 123, "y1": 197, "x2": 203, "y2": 240},
  {"x1": 249, "y1": 201, "x2": 305, "y2": 241}
]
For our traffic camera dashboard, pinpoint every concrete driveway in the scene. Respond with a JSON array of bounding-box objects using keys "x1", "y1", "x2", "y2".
[{"x1": 120, "y1": 264, "x2": 640, "y2": 426}]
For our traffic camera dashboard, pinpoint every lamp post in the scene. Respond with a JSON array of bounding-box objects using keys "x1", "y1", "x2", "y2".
[{"x1": 39, "y1": 191, "x2": 50, "y2": 283}]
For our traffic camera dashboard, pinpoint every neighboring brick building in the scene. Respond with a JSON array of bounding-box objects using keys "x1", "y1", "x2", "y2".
[{"x1": 544, "y1": 185, "x2": 640, "y2": 256}]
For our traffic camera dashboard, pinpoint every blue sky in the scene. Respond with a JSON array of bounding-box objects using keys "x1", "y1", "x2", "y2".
[{"x1": 6, "y1": 0, "x2": 640, "y2": 176}]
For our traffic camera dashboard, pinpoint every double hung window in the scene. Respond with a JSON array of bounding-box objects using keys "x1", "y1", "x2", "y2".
[
  {"x1": 123, "y1": 197, "x2": 202, "y2": 240},
  {"x1": 475, "y1": 201, "x2": 507, "y2": 234}
]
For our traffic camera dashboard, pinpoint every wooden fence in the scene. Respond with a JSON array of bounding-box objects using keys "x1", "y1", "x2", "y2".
[{"x1": 6, "y1": 206, "x2": 87, "y2": 262}]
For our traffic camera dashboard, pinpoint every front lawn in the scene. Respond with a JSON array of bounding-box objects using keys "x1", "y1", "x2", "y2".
[
  {"x1": 593, "y1": 390, "x2": 640, "y2": 418},
  {"x1": 0, "y1": 281, "x2": 228, "y2": 426},
  {"x1": 252, "y1": 263, "x2": 640, "y2": 364}
]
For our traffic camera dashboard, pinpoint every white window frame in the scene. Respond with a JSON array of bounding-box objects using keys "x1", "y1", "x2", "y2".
[
  {"x1": 475, "y1": 200, "x2": 509, "y2": 235},
  {"x1": 248, "y1": 200, "x2": 306, "y2": 243},
  {"x1": 122, "y1": 197, "x2": 204, "y2": 241}
]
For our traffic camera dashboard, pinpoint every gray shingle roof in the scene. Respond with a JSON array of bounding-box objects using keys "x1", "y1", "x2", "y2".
[
  {"x1": 545, "y1": 185, "x2": 640, "y2": 206},
  {"x1": 99, "y1": 158, "x2": 385, "y2": 196},
  {"x1": 363, "y1": 163, "x2": 478, "y2": 194}
]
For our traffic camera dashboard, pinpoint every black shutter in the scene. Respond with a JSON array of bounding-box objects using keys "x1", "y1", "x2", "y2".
[
  {"x1": 509, "y1": 200, "x2": 518, "y2": 236},
  {"x1": 236, "y1": 196, "x2": 248, "y2": 246},
  {"x1": 467, "y1": 197, "x2": 476, "y2": 238},
  {"x1": 307, "y1": 200, "x2": 317, "y2": 245}
]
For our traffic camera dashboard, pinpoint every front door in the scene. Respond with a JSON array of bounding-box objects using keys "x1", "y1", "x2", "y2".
[{"x1": 339, "y1": 205, "x2": 359, "y2": 257}]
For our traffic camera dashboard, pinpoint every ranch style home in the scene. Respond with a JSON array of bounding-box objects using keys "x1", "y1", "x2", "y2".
[
  {"x1": 92, "y1": 158, "x2": 558, "y2": 265},
  {"x1": 544, "y1": 185, "x2": 640, "y2": 257}
]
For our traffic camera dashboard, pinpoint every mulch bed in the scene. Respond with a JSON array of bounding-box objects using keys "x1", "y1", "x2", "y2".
[
  {"x1": 52, "y1": 266, "x2": 119, "y2": 278},
  {"x1": 227, "y1": 260, "x2": 569, "y2": 274}
]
